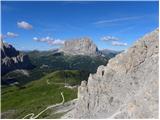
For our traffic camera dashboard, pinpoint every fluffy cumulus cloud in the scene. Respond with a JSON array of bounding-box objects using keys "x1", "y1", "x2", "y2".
[
  {"x1": 101, "y1": 36, "x2": 119, "y2": 41},
  {"x1": 7, "y1": 32, "x2": 18, "y2": 38},
  {"x1": 33, "y1": 36, "x2": 64, "y2": 46},
  {"x1": 112, "y1": 41, "x2": 127, "y2": 46},
  {"x1": 17, "y1": 21, "x2": 33, "y2": 30},
  {"x1": 0, "y1": 32, "x2": 19, "y2": 39}
]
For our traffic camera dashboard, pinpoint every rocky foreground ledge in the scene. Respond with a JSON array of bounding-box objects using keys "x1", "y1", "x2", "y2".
[{"x1": 62, "y1": 29, "x2": 159, "y2": 119}]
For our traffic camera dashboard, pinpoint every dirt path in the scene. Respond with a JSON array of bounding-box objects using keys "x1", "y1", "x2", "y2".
[{"x1": 22, "y1": 92, "x2": 65, "y2": 119}]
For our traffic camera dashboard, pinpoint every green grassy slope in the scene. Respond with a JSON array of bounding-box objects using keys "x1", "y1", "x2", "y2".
[
  {"x1": 43, "y1": 70, "x2": 89, "y2": 85},
  {"x1": 1, "y1": 70, "x2": 85, "y2": 119}
]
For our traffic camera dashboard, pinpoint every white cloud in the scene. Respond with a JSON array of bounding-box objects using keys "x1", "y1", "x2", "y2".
[
  {"x1": 94, "y1": 16, "x2": 143, "y2": 24},
  {"x1": 33, "y1": 36, "x2": 64, "y2": 46},
  {"x1": 112, "y1": 41, "x2": 127, "y2": 46},
  {"x1": 17, "y1": 21, "x2": 33, "y2": 30},
  {"x1": 101, "y1": 36, "x2": 119, "y2": 41},
  {"x1": 1, "y1": 32, "x2": 18, "y2": 39},
  {"x1": 7, "y1": 32, "x2": 18, "y2": 38},
  {"x1": 33, "y1": 37, "x2": 38, "y2": 41}
]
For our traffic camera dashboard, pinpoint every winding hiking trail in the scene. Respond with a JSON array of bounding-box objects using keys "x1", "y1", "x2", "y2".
[{"x1": 22, "y1": 92, "x2": 65, "y2": 119}]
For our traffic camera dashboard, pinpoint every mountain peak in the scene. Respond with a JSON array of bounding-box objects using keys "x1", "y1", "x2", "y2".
[{"x1": 59, "y1": 37, "x2": 100, "y2": 56}]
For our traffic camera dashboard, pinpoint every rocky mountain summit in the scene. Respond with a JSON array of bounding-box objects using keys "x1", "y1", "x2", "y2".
[
  {"x1": 63, "y1": 29, "x2": 159, "y2": 118},
  {"x1": 59, "y1": 37, "x2": 101, "y2": 56},
  {"x1": 1, "y1": 40, "x2": 34, "y2": 75}
]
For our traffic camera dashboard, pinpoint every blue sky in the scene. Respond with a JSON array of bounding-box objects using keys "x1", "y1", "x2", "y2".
[{"x1": 1, "y1": 1, "x2": 159, "y2": 51}]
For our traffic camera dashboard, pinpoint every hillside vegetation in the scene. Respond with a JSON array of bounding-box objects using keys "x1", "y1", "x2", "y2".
[{"x1": 1, "y1": 70, "x2": 85, "y2": 119}]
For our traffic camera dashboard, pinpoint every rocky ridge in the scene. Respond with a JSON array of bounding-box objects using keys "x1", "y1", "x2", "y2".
[
  {"x1": 62, "y1": 29, "x2": 159, "y2": 118},
  {"x1": 1, "y1": 40, "x2": 34, "y2": 75}
]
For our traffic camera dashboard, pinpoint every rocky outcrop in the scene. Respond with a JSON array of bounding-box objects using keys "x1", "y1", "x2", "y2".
[
  {"x1": 63, "y1": 29, "x2": 159, "y2": 118},
  {"x1": 59, "y1": 37, "x2": 101, "y2": 56},
  {"x1": 1, "y1": 40, "x2": 34, "y2": 75}
]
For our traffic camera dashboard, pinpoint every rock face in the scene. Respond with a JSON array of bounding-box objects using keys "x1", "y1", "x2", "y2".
[
  {"x1": 63, "y1": 29, "x2": 159, "y2": 118},
  {"x1": 1, "y1": 40, "x2": 34, "y2": 75},
  {"x1": 59, "y1": 37, "x2": 101, "y2": 56}
]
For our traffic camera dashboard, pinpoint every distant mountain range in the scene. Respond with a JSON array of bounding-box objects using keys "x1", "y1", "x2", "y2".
[
  {"x1": 1, "y1": 38, "x2": 120, "y2": 85},
  {"x1": 100, "y1": 49, "x2": 122, "y2": 58}
]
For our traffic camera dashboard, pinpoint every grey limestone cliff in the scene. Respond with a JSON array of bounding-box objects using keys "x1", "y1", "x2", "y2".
[
  {"x1": 59, "y1": 37, "x2": 101, "y2": 56},
  {"x1": 63, "y1": 29, "x2": 159, "y2": 118}
]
